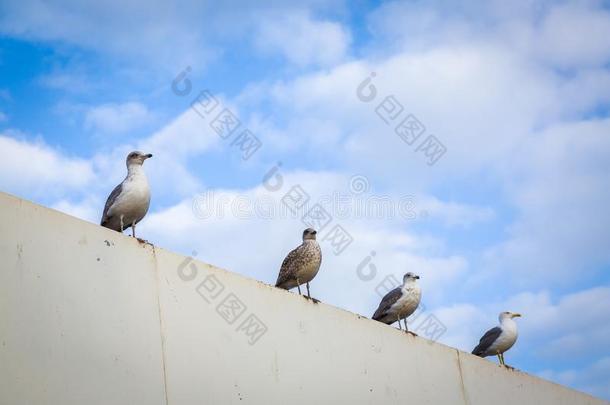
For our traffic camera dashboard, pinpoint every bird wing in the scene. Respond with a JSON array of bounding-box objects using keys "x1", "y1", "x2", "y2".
[
  {"x1": 100, "y1": 182, "x2": 123, "y2": 226},
  {"x1": 472, "y1": 326, "x2": 503, "y2": 356},
  {"x1": 275, "y1": 245, "x2": 303, "y2": 287},
  {"x1": 372, "y1": 287, "x2": 403, "y2": 321}
]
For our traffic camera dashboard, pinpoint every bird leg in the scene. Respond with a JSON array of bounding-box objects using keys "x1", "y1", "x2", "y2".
[
  {"x1": 397, "y1": 315, "x2": 402, "y2": 330},
  {"x1": 404, "y1": 318, "x2": 418, "y2": 336},
  {"x1": 120, "y1": 215, "x2": 125, "y2": 233},
  {"x1": 405, "y1": 319, "x2": 411, "y2": 334},
  {"x1": 296, "y1": 278, "x2": 302, "y2": 295},
  {"x1": 131, "y1": 222, "x2": 149, "y2": 244},
  {"x1": 304, "y1": 282, "x2": 319, "y2": 303}
]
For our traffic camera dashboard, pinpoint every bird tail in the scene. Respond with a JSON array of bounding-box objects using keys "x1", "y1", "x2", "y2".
[
  {"x1": 371, "y1": 312, "x2": 392, "y2": 324},
  {"x1": 471, "y1": 346, "x2": 485, "y2": 357}
]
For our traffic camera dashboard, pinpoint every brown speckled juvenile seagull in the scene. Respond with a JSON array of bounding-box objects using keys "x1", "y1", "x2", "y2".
[{"x1": 275, "y1": 228, "x2": 322, "y2": 300}]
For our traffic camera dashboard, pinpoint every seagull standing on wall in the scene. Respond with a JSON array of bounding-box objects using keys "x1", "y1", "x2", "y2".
[
  {"x1": 101, "y1": 151, "x2": 153, "y2": 239},
  {"x1": 472, "y1": 311, "x2": 521, "y2": 367},
  {"x1": 275, "y1": 228, "x2": 322, "y2": 301},
  {"x1": 372, "y1": 272, "x2": 422, "y2": 334}
]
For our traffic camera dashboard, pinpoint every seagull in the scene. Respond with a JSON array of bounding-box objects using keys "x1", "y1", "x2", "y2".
[
  {"x1": 472, "y1": 311, "x2": 522, "y2": 366},
  {"x1": 101, "y1": 151, "x2": 153, "y2": 238},
  {"x1": 372, "y1": 272, "x2": 421, "y2": 334},
  {"x1": 275, "y1": 228, "x2": 322, "y2": 300}
]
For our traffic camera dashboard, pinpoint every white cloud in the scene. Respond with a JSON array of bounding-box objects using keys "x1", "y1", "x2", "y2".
[
  {"x1": 51, "y1": 198, "x2": 99, "y2": 223},
  {"x1": 433, "y1": 286, "x2": 610, "y2": 399},
  {"x1": 0, "y1": 0, "x2": 212, "y2": 70},
  {"x1": 0, "y1": 1, "x2": 346, "y2": 70},
  {"x1": 38, "y1": 68, "x2": 100, "y2": 94},
  {"x1": 69, "y1": 103, "x2": 223, "y2": 213},
  {"x1": 2, "y1": 1, "x2": 610, "y2": 397},
  {"x1": 484, "y1": 119, "x2": 610, "y2": 286},
  {"x1": 231, "y1": 2, "x2": 610, "y2": 291},
  {"x1": 254, "y1": 11, "x2": 351, "y2": 67},
  {"x1": 365, "y1": 0, "x2": 610, "y2": 71},
  {"x1": 507, "y1": 287, "x2": 610, "y2": 360},
  {"x1": 247, "y1": 45, "x2": 561, "y2": 180},
  {"x1": 141, "y1": 169, "x2": 469, "y2": 315},
  {"x1": 539, "y1": 357, "x2": 610, "y2": 401},
  {"x1": 84, "y1": 102, "x2": 153, "y2": 134},
  {"x1": 3, "y1": 101, "x2": 224, "y2": 221},
  {"x1": 136, "y1": 106, "x2": 225, "y2": 198},
  {"x1": 0, "y1": 132, "x2": 94, "y2": 197},
  {"x1": 419, "y1": 196, "x2": 494, "y2": 228},
  {"x1": 536, "y1": 3, "x2": 610, "y2": 69}
]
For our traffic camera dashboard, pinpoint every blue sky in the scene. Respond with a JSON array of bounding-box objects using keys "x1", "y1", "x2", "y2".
[{"x1": 1, "y1": 0, "x2": 610, "y2": 399}]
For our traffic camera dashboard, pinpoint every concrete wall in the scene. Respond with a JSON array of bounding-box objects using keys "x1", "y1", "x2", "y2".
[{"x1": 0, "y1": 191, "x2": 607, "y2": 405}]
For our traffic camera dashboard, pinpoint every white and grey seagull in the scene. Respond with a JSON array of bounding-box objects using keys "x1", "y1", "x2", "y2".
[
  {"x1": 372, "y1": 272, "x2": 421, "y2": 334},
  {"x1": 101, "y1": 151, "x2": 153, "y2": 238},
  {"x1": 275, "y1": 228, "x2": 322, "y2": 301},
  {"x1": 472, "y1": 311, "x2": 522, "y2": 366}
]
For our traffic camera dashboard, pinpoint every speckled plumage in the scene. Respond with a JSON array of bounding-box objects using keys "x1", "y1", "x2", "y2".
[{"x1": 275, "y1": 233, "x2": 322, "y2": 291}]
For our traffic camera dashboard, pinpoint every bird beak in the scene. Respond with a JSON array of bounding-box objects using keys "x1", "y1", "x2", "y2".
[
  {"x1": 512, "y1": 313, "x2": 522, "y2": 318},
  {"x1": 415, "y1": 275, "x2": 420, "y2": 279},
  {"x1": 145, "y1": 153, "x2": 153, "y2": 159},
  {"x1": 312, "y1": 230, "x2": 317, "y2": 235}
]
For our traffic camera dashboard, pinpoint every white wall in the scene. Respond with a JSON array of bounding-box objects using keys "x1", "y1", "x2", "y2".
[{"x1": 0, "y1": 192, "x2": 607, "y2": 405}]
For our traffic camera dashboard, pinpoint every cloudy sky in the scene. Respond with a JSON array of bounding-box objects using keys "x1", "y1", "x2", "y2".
[{"x1": 1, "y1": 0, "x2": 609, "y2": 399}]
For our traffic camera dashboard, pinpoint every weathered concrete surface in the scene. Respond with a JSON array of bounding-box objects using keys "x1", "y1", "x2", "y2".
[{"x1": 0, "y1": 191, "x2": 607, "y2": 405}]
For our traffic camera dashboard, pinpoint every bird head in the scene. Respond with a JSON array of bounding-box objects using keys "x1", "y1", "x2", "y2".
[
  {"x1": 302, "y1": 228, "x2": 317, "y2": 241},
  {"x1": 499, "y1": 311, "x2": 522, "y2": 321},
  {"x1": 403, "y1": 272, "x2": 420, "y2": 283},
  {"x1": 126, "y1": 151, "x2": 153, "y2": 167}
]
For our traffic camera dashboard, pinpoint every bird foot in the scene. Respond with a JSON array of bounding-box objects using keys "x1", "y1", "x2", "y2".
[
  {"x1": 304, "y1": 295, "x2": 320, "y2": 304},
  {"x1": 406, "y1": 331, "x2": 418, "y2": 336},
  {"x1": 136, "y1": 238, "x2": 152, "y2": 245},
  {"x1": 503, "y1": 364, "x2": 514, "y2": 370}
]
